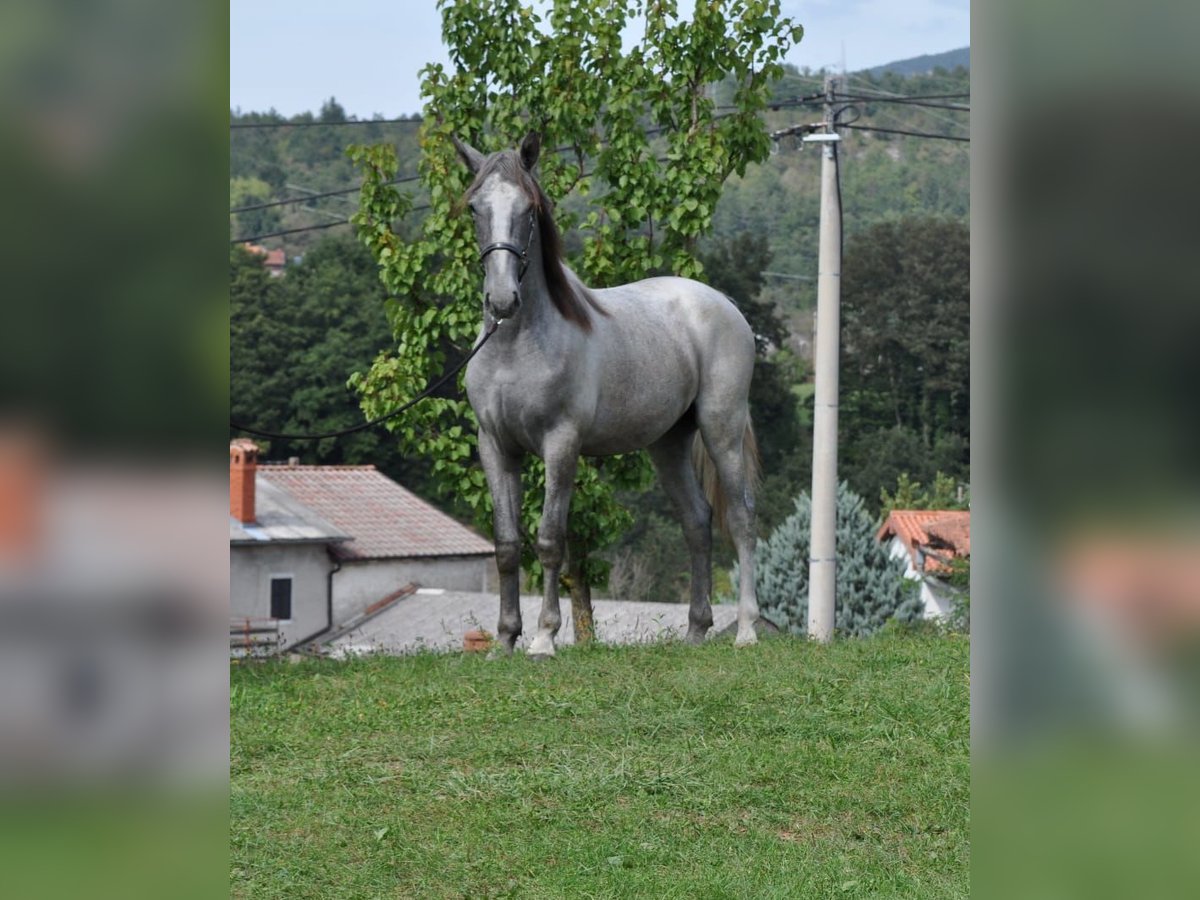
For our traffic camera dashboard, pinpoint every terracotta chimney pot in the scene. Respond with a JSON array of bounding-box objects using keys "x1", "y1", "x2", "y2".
[
  {"x1": 230, "y1": 439, "x2": 260, "y2": 524},
  {"x1": 463, "y1": 629, "x2": 492, "y2": 653}
]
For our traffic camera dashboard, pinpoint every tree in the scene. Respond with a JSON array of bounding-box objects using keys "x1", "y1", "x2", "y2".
[
  {"x1": 229, "y1": 238, "x2": 437, "y2": 493},
  {"x1": 348, "y1": 0, "x2": 804, "y2": 641},
  {"x1": 230, "y1": 176, "x2": 281, "y2": 240},
  {"x1": 698, "y1": 231, "x2": 786, "y2": 352},
  {"x1": 840, "y1": 217, "x2": 969, "y2": 509},
  {"x1": 230, "y1": 245, "x2": 293, "y2": 424},
  {"x1": 879, "y1": 471, "x2": 969, "y2": 516},
  {"x1": 736, "y1": 482, "x2": 922, "y2": 637}
]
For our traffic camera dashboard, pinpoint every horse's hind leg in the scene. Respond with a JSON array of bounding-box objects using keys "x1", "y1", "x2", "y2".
[
  {"x1": 696, "y1": 407, "x2": 760, "y2": 647},
  {"x1": 648, "y1": 420, "x2": 713, "y2": 643}
]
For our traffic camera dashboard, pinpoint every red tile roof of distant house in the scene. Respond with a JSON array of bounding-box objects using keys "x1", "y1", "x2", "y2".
[
  {"x1": 242, "y1": 243, "x2": 286, "y2": 269},
  {"x1": 877, "y1": 509, "x2": 970, "y2": 574},
  {"x1": 258, "y1": 464, "x2": 493, "y2": 561}
]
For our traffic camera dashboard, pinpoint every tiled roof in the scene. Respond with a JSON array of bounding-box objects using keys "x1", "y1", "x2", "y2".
[
  {"x1": 242, "y1": 243, "x2": 286, "y2": 268},
  {"x1": 877, "y1": 509, "x2": 970, "y2": 574},
  {"x1": 258, "y1": 465, "x2": 493, "y2": 561},
  {"x1": 925, "y1": 514, "x2": 971, "y2": 556},
  {"x1": 229, "y1": 477, "x2": 350, "y2": 545}
]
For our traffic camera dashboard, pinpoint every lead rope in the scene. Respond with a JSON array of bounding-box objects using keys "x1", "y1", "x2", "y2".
[{"x1": 229, "y1": 320, "x2": 500, "y2": 442}]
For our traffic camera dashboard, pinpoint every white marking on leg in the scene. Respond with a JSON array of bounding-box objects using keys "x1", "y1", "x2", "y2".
[{"x1": 528, "y1": 631, "x2": 556, "y2": 658}]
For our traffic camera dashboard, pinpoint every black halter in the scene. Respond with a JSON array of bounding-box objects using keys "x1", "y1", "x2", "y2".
[{"x1": 478, "y1": 209, "x2": 538, "y2": 282}]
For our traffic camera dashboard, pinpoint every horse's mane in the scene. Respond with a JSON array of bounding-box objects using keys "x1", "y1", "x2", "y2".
[{"x1": 465, "y1": 152, "x2": 607, "y2": 332}]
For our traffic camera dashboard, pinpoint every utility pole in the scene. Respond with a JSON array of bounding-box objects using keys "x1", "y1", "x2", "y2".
[
  {"x1": 804, "y1": 73, "x2": 842, "y2": 642},
  {"x1": 765, "y1": 75, "x2": 842, "y2": 642}
]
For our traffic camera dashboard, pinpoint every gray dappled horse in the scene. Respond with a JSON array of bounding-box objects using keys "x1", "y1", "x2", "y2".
[{"x1": 454, "y1": 132, "x2": 761, "y2": 657}]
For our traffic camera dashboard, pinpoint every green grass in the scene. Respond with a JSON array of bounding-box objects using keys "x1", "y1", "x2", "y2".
[{"x1": 231, "y1": 634, "x2": 968, "y2": 898}]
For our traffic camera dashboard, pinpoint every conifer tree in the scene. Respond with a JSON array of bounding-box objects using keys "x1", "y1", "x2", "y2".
[{"x1": 737, "y1": 482, "x2": 922, "y2": 637}]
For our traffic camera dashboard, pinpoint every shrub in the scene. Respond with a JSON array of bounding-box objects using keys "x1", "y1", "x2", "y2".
[{"x1": 737, "y1": 481, "x2": 923, "y2": 637}]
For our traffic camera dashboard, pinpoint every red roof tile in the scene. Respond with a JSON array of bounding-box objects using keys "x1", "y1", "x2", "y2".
[
  {"x1": 259, "y1": 465, "x2": 493, "y2": 561},
  {"x1": 925, "y1": 514, "x2": 971, "y2": 556},
  {"x1": 877, "y1": 509, "x2": 970, "y2": 573},
  {"x1": 242, "y1": 243, "x2": 286, "y2": 268}
]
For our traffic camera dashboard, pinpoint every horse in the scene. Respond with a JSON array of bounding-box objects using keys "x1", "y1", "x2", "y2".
[{"x1": 453, "y1": 131, "x2": 761, "y2": 658}]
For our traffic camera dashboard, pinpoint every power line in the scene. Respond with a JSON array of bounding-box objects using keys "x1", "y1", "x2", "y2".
[
  {"x1": 232, "y1": 220, "x2": 351, "y2": 243},
  {"x1": 841, "y1": 123, "x2": 969, "y2": 142},
  {"x1": 839, "y1": 91, "x2": 969, "y2": 101},
  {"x1": 232, "y1": 204, "x2": 435, "y2": 244},
  {"x1": 844, "y1": 76, "x2": 968, "y2": 131},
  {"x1": 858, "y1": 99, "x2": 969, "y2": 137},
  {"x1": 231, "y1": 151, "x2": 671, "y2": 244},
  {"x1": 231, "y1": 91, "x2": 968, "y2": 243},
  {"x1": 230, "y1": 175, "x2": 422, "y2": 214},
  {"x1": 231, "y1": 117, "x2": 422, "y2": 130},
  {"x1": 834, "y1": 93, "x2": 969, "y2": 112}
]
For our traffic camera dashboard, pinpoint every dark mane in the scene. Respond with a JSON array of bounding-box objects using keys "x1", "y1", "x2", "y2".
[{"x1": 465, "y1": 152, "x2": 608, "y2": 332}]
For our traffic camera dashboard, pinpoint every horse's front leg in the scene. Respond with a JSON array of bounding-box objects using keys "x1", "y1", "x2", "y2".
[
  {"x1": 528, "y1": 429, "x2": 581, "y2": 659},
  {"x1": 478, "y1": 430, "x2": 524, "y2": 655}
]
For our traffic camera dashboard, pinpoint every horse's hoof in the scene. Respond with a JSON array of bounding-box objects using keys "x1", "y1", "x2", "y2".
[
  {"x1": 486, "y1": 646, "x2": 513, "y2": 661},
  {"x1": 684, "y1": 627, "x2": 708, "y2": 645},
  {"x1": 733, "y1": 629, "x2": 759, "y2": 648},
  {"x1": 527, "y1": 634, "x2": 556, "y2": 659}
]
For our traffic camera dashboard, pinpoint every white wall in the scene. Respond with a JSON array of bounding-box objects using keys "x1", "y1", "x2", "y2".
[
  {"x1": 333, "y1": 555, "x2": 496, "y2": 624},
  {"x1": 885, "y1": 536, "x2": 953, "y2": 620},
  {"x1": 230, "y1": 543, "x2": 334, "y2": 650}
]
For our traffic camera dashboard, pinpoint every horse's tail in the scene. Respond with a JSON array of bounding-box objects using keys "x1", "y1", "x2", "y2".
[{"x1": 692, "y1": 422, "x2": 761, "y2": 538}]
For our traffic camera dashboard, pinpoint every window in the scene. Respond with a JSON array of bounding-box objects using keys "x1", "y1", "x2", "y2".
[{"x1": 270, "y1": 577, "x2": 293, "y2": 621}]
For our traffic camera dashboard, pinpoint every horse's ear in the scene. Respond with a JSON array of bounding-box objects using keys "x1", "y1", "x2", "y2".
[
  {"x1": 451, "y1": 134, "x2": 485, "y2": 174},
  {"x1": 519, "y1": 132, "x2": 541, "y2": 171}
]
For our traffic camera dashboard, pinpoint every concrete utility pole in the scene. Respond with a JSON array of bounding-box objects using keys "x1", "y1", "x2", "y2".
[{"x1": 804, "y1": 73, "x2": 842, "y2": 642}]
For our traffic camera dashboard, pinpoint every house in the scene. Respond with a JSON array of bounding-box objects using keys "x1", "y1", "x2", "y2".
[
  {"x1": 242, "y1": 242, "x2": 287, "y2": 277},
  {"x1": 228, "y1": 440, "x2": 496, "y2": 652},
  {"x1": 229, "y1": 439, "x2": 349, "y2": 652},
  {"x1": 877, "y1": 509, "x2": 971, "y2": 619},
  {"x1": 257, "y1": 462, "x2": 495, "y2": 625}
]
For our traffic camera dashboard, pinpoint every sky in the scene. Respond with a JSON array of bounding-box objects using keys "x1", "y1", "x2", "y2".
[{"x1": 230, "y1": 1, "x2": 969, "y2": 119}]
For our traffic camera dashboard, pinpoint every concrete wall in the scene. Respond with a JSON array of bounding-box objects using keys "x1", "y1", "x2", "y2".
[
  {"x1": 230, "y1": 543, "x2": 334, "y2": 650},
  {"x1": 333, "y1": 555, "x2": 496, "y2": 625}
]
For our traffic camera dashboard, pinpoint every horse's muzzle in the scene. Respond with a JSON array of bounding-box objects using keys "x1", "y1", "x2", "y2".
[{"x1": 485, "y1": 291, "x2": 521, "y2": 320}]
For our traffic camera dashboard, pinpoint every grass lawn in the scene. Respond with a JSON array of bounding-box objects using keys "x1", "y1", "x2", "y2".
[{"x1": 231, "y1": 633, "x2": 968, "y2": 898}]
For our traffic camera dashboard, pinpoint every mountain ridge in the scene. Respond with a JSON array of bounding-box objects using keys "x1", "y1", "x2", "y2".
[{"x1": 866, "y1": 46, "x2": 969, "y2": 77}]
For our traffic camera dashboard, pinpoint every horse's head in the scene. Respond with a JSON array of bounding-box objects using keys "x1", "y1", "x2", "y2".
[{"x1": 453, "y1": 132, "x2": 543, "y2": 324}]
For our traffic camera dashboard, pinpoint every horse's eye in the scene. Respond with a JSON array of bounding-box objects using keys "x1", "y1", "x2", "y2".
[{"x1": 468, "y1": 203, "x2": 477, "y2": 216}]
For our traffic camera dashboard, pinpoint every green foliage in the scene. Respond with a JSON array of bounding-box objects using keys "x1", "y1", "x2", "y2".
[
  {"x1": 348, "y1": 0, "x2": 804, "y2": 586},
  {"x1": 229, "y1": 239, "x2": 439, "y2": 492},
  {"x1": 229, "y1": 103, "x2": 425, "y2": 251},
  {"x1": 231, "y1": 636, "x2": 970, "y2": 897},
  {"x1": 229, "y1": 176, "x2": 280, "y2": 240},
  {"x1": 839, "y1": 217, "x2": 970, "y2": 510},
  {"x1": 942, "y1": 557, "x2": 970, "y2": 634},
  {"x1": 738, "y1": 481, "x2": 923, "y2": 637},
  {"x1": 708, "y1": 65, "x2": 969, "y2": 315},
  {"x1": 880, "y1": 471, "x2": 970, "y2": 516}
]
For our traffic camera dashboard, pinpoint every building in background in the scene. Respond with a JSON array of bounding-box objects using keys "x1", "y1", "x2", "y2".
[
  {"x1": 877, "y1": 509, "x2": 970, "y2": 619},
  {"x1": 229, "y1": 441, "x2": 495, "y2": 652},
  {"x1": 229, "y1": 439, "x2": 348, "y2": 651},
  {"x1": 258, "y1": 463, "x2": 495, "y2": 625}
]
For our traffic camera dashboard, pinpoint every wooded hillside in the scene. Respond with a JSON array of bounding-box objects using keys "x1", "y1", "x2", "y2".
[{"x1": 229, "y1": 62, "x2": 969, "y2": 598}]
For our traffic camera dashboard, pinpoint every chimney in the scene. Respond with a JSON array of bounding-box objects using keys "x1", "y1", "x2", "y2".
[{"x1": 230, "y1": 439, "x2": 259, "y2": 524}]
